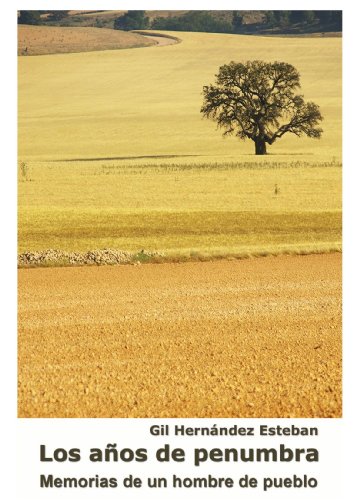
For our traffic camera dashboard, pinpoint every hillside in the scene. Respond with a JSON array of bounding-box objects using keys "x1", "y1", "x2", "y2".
[
  {"x1": 18, "y1": 24, "x2": 155, "y2": 56},
  {"x1": 37, "y1": 10, "x2": 188, "y2": 29},
  {"x1": 18, "y1": 30, "x2": 341, "y2": 256},
  {"x1": 18, "y1": 31, "x2": 341, "y2": 160},
  {"x1": 32, "y1": 10, "x2": 342, "y2": 35}
]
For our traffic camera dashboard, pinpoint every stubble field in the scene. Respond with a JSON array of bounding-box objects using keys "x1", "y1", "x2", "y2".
[{"x1": 18, "y1": 253, "x2": 341, "y2": 418}]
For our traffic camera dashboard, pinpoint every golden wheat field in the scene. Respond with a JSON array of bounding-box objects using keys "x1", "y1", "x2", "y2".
[
  {"x1": 18, "y1": 160, "x2": 341, "y2": 256},
  {"x1": 18, "y1": 32, "x2": 341, "y2": 161},
  {"x1": 18, "y1": 31, "x2": 341, "y2": 257}
]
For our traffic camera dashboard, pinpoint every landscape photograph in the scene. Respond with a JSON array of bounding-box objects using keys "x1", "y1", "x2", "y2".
[{"x1": 17, "y1": 9, "x2": 342, "y2": 418}]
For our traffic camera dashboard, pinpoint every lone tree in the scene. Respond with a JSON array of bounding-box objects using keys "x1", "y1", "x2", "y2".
[{"x1": 201, "y1": 60, "x2": 323, "y2": 155}]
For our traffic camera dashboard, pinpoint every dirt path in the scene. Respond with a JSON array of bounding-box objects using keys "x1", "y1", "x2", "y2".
[
  {"x1": 142, "y1": 34, "x2": 178, "y2": 46},
  {"x1": 133, "y1": 31, "x2": 180, "y2": 46},
  {"x1": 18, "y1": 253, "x2": 341, "y2": 418}
]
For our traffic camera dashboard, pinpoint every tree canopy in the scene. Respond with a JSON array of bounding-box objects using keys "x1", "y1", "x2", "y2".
[
  {"x1": 47, "y1": 11, "x2": 70, "y2": 21},
  {"x1": 152, "y1": 11, "x2": 232, "y2": 33},
  {"x1": 114, "y1": 11, "x2": 149, "y2": 31},
  {"x1": 201, "y1": 60, "x2": 323, "y2": 155},
  {"x1": 151, "y1": 10, "x2": 341, "y2": 34},
  {"x1": 18, "y1": 11, "x2": 41, "y2": 25}
]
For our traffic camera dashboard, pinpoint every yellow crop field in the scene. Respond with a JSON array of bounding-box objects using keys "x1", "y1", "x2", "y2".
[
  {"x1": 18, "y1": 32, "x2": 341, "y2": 160},
  {"x1": 18, "y1": 160, "x2": 341, "y2": 256},
  {"x1": 18, "y1": 32, "x2": 341, "y2": 259}
]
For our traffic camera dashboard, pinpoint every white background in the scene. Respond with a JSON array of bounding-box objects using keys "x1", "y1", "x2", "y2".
[
  {"x1": 2, "y1": 1, "x2": 352, "y2": 499},
  {"x1": 18, "y1": 418, "x2": 343, "y2": 500}
]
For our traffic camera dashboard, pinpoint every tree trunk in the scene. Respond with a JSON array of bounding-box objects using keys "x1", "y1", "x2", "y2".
[{"x1": 254, "y1": 138, "x2": 267, "y2": 155}]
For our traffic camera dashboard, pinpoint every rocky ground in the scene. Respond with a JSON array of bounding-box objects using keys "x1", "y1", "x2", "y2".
[
  {"x1": 18, "y1": 253, "x2": 341, "y2": 418},
  {"x1": 18, "y1": 248, "x2": 162, "y2": 267}
]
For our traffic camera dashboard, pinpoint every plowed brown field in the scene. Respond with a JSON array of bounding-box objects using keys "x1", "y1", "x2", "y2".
[
  {"x1": 18, "y1": 25, "x2": 155, "y2": 56},
  {"x1": 18, "y1": 253, "x2": 341, "y2": 418}
]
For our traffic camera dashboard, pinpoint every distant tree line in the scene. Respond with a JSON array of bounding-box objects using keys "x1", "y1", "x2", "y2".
[
  {"x1": 264, "y1": 11, "x2": 342, "y2": 30},
  {"x1": 18, "y1": 10, "x2": 70, "y2": 25},
  {"x1": 113, "y1": 11, "x2": 236, "y2": 33},
  {"x1": 151, "y1": 11, "x2": 234, "y2": 33},
  {"x1": 113, "y1": 10, "x2": 342, "y2": 34},
  {"x1": 18, "y1": 10, "x2": 342, "y2": 33},
  {"x1": 114, "y1": 11, "x2": 149, "y2": 31}
]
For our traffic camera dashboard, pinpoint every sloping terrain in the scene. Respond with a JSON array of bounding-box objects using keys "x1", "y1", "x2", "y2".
[
  {"x1": 18, "y1": 31, "x2": 341, "y2": 258},
  {"x1": 18, "y1": 32, "x2": 341, "y2": 159},
  {"x1": 18, "y1": 24, "x2": 155, "y2": 56},
  {"x1": 44, "y1": 10, "x2": 189, "y2": 29}
]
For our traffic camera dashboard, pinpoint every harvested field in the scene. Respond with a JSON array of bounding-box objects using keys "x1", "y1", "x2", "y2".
[
  {"x1": 18, "y1": 25, "x2": 155, "y2": 56},
  {"x1": 18, "y1": 253, "x2": 341, "y2": 418},
  {"x1": 18, "y1": 160, "x2": 341, "y2": 257},
  {"x1": 18, "y1": 32, "x2": 341, "y2": 160},
  {"x1": 18, "y1": 31, "x2": 341, "y2": 260}
]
